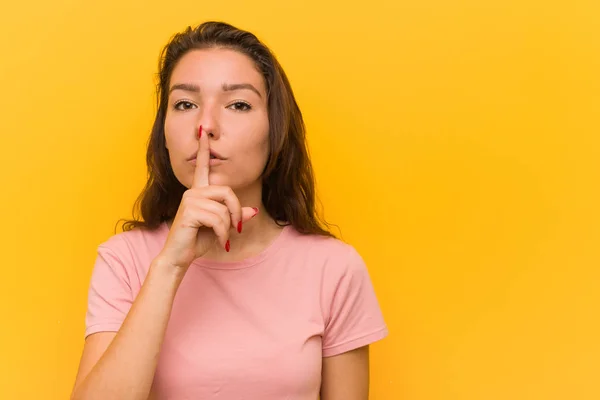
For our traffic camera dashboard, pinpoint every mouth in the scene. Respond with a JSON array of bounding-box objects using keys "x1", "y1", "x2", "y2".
[
  {"x1": 187, "y1": 150, "x2": 226, "y2": 161},
  {"x1": 210, "y1": 150, "x2": 225, "y2": 160}
]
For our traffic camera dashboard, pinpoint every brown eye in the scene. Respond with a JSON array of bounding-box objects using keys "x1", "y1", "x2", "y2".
[
  {"x1": 174, "y1": 101, "x2": 197, "y2": 111},
  {"x1": 227, "y1": 101, "x2": 251, "y2": 112}
]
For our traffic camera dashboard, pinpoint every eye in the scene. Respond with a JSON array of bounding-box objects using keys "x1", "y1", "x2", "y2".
[
  {"x1": 227, "y1": 101, "x2": 252, "y2": 112},
  {"x1": 173, "y1": 100, "x2": 197, "y2": 111}
]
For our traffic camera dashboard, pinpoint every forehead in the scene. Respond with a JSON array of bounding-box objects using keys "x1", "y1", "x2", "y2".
[{"x1": 169, "y1": 48, "x2": 266, "y2": 94}]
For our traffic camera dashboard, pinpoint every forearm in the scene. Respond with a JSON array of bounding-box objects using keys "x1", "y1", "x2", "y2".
[{"x1": 72, "y1": 259, "x2": 185, "y2": 400}]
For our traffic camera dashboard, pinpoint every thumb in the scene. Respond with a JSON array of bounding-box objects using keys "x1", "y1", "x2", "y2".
[{"x1": 241, "y1": 206, "x2": 260, "y2": 222}]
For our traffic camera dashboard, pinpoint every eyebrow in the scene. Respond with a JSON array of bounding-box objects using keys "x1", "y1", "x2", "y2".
[
  {"x1": 222, "y1": 83, "x2": 262, "y2": 98},
  {"x1": 169, "y1": 83, "x2": 200, "y2": 94},
  {"x1": 169, "y1": 82, "x2": 262, "y2": 98}
]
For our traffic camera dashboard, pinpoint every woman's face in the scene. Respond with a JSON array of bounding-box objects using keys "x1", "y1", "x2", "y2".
[{"x1": 164, "y1": 48, "x2": 270, "y2": 189}]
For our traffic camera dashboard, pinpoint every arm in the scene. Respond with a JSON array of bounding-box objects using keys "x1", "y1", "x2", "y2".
[
  {"x1": 70, "y1": 258, "x2": 185, "y2": 400},
  {"x1": 71, "y1": 125, "x2": 259, "y2": 399},
  {"x1": 320, "y1": 346, "x2": 370, "y2": 400}
]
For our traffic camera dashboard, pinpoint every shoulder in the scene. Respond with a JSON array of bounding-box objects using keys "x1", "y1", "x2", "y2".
[
  {"x1": 284, "y1": 227, "x2": 368, "y2": 276},
  {"x1": 95, "y1": 223, "x2": 167, "y2": 262},
  {"x1": 89, "y1": 223, "x2": 167, "y2": 287}
]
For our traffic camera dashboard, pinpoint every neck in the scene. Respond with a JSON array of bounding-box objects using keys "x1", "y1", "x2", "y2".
[
  {"x1": 170, "y1": 181, "x2": 285, "y2": 262},
  {"x1": 204, "y1": 212, "x2": 283, "y2": 262}
]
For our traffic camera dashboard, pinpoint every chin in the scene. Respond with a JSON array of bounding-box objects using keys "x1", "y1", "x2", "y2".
[
  {"x1": 200, "y1": 173, "x2": 238, "y2": 189},
  {"x1": 206, "y1": 174, "x2": 227, "y2": 186}
]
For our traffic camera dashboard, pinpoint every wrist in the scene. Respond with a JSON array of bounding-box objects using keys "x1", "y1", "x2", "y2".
[{"x1": 149, "y1": 255, "x2": 188, "y2": 284}]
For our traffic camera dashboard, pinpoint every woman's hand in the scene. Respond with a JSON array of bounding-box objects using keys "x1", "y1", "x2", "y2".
[{"x1": 157, "y1": 126, "x2": 258, "y2": 271}]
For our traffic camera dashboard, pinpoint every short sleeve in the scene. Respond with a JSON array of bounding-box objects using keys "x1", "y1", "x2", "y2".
[
  {"x1": 84, "y1": 243, "x2": 134, "y2": 338},
  {"x1": 322, "y1": 246, "x2": 388, "y2": 357}
]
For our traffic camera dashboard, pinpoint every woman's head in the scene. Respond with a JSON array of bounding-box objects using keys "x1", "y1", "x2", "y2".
[
  {"x1": 120, "y1": 21, "x2": 333, "y2": 237},
  {"x1": 165, "y1": 48, "x2": 269, "y2": 191}
]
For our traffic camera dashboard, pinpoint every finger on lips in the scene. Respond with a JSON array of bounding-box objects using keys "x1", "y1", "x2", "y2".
[
  {"x1": 193, "y1": 125, "x2": 210, "y2": 188},
  {"x1": 188, "y1": 125, "x2": 260, "y2": 252}
]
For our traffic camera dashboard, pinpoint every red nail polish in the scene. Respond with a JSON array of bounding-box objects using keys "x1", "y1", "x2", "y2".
[
  {"x1": 252, "y1": 207, "x2": 259, "y2": 215},
  {"x1": 225, "y1": 240, "x2": 230, "y2": 252},
  {"x1": 237, "y1": 221, "x2": 242, "y2": 233},
  {"x1": 198, "y1": 125, "x2": 202, "y2": 139}
]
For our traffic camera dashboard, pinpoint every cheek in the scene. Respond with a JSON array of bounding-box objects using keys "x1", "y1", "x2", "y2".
[
  {"x1": 256, "y1": 132, "x2": 269, "y2": 159},
  {"x1": 164, "y1": 114, "x2": 191, "y2": 153},
  {"x1": 251, "y1": 130, "x2": 270, "y2": 168},
  {"x1": 164, "y1": 117, "x2": 177, "y2": 149},
  {"x1": 232, "y1": 131, "x2": 269, "y2": 178}
]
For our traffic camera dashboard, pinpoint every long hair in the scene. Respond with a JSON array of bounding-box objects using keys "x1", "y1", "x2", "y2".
[{"x1": 117, "y1": 21, "x2": 335, "y2": 237}]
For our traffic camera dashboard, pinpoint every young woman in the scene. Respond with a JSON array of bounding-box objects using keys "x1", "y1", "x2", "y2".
[{"x1": 71, "y1": 21, "x2": 388, "y2": 400}]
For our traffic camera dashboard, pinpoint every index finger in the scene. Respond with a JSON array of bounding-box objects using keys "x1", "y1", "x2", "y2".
[{"x1": 193, "y1": 125, "x2": 210, "y2": 188}]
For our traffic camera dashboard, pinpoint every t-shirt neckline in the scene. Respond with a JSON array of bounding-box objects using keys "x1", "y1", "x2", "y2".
[{"x1": 160, "y1": 221, "x2": 292, "y2": 270}]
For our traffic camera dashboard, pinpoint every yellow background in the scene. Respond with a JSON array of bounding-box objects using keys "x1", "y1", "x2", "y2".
[{"x1": 1, "y1": 0, "x2": 598, "y2": 399}]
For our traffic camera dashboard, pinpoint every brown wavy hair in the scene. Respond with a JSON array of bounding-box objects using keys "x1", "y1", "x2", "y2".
[{"x1": 117, "y1": 21, "x2": 335, "y2": 238}]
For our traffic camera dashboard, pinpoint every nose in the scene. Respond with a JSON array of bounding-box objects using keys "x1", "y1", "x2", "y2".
[{"x1": 197, "y1": 105, "x2": 220, "y2": 140}]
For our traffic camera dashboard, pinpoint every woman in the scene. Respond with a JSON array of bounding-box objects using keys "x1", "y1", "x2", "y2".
[{"x1": 71, "y1": 21, "x2": 388, "y2": 400}]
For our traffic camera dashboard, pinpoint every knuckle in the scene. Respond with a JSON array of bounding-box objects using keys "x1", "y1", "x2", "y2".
[
  {"x1": 180, "y1": 195, "x2": 194, "y2": 209},
  {"x1": 218, "y1": 202, "x2": 229, "y2": 214},
  {"x1": 201, "y1": 209, "x2": 213, "y2": 222},
  {"x1": 182, "y1": 189, "x2": 200, "y2": 203},
  {"x1": 222, "y1": 211, "x2": 231, "y2": 224},
  {"x1": 181, "y1": 205, "x2": 198, "y2": 220}
]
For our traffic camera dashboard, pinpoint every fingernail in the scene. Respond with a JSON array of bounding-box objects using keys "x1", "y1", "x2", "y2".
[
  {"x1": 252, "y1": 207, "x2": 259, "y2": 216},
  {"x1": 237, "y1": 221, "x2": 242, "y2": 234},
  {"x1": 198, "y1": 125, "x2": 202, "y2": 139},
  {"x1": 225, "y1": 240, "x2": 230, "y2": 252}
]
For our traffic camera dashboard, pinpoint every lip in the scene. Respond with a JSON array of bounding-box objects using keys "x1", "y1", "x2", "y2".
[
  {"x1": 189, "y1": 158, "x2": 225, "y2": 166},
  {"x1": 186, "y1": 149, "x2": 226, "y2": 161}
]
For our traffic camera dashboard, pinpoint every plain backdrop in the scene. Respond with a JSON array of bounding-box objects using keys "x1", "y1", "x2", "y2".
[{"x1": 0, "y1": 0, "x2": 599, "y2": 399}]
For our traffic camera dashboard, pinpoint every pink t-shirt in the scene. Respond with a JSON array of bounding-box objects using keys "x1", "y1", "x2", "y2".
[{"x1": 85, "y1": 222, "x2": 388, "y2": 399}]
